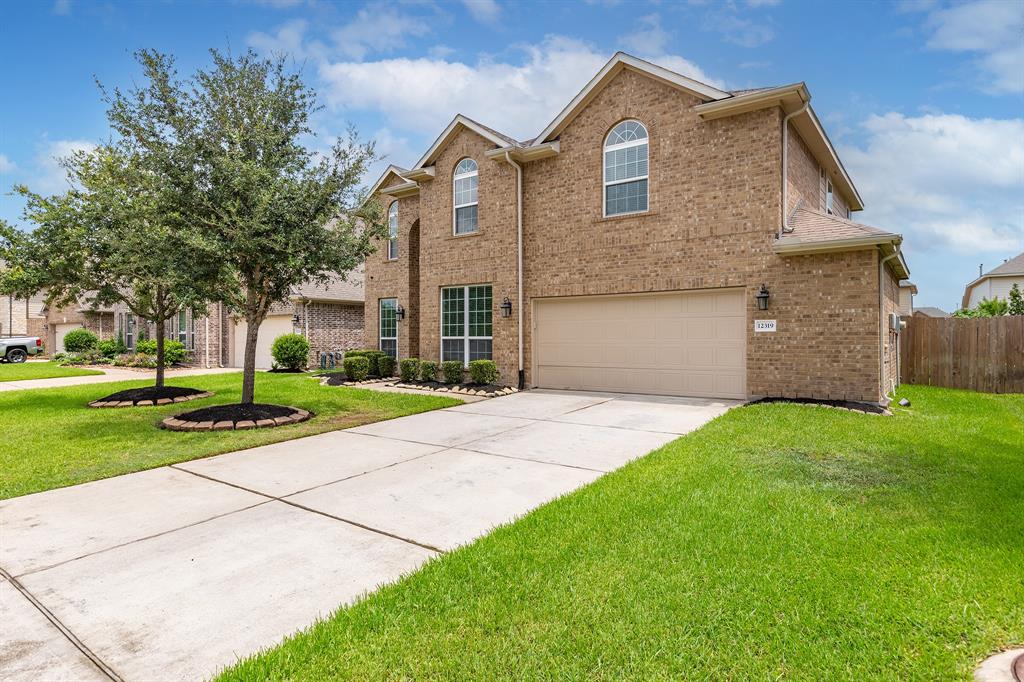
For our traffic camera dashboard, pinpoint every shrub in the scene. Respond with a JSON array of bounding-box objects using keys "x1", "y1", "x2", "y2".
[
  {"x1": 56, "y1": 350, "x2": 103, "y2": 366},
  {"x1": 97, "y1": 339, "x2": 128, "y2": 358},
  {"x1": 343, "y1": 356, "x2": 370, "y2": 382},
  {"x1": 111, "y1": 352, "x2": 157, "y2": 368},
  {"x1": 419, "y1": 360, "x2": 438, "y2": 382},
  {"x1": 344, "y1": 349, "x2": 372, "y2": 358},
  {"x1": 468, "y1": 359, "x2": 500, "y2": 385},
  {"x1": 364, "y1": 350, "x2": 389, "y2": 376},
  {"x1": 441, "y1": 360, "x2": 463, "y2": 384},
  {"x1": 134, "y1": 339, "x2": 188, "y2": 364},
  {"x1": 271, "y1": 333, "x2": 310, "y2": 370},
  {"x1": 399, "y1": 358, "x2": 420, "y2": 382},
  {"x1": 62, "y1": 329, "x2": 98, "y2": 352},
  {"x1": 377, "y1": 354, "x2": 396, "y2": 377}
]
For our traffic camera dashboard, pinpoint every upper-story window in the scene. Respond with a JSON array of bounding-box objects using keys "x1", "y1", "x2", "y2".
[
  {"x1": 453, "y1": 158, "x2": 478, "y2": 235},
  {"x1": 826, "y1": 179, "x2": 834, "y2": 215},
  {"x1": 387, "y1": 202, "x2": 399, "y2": 259},
  {"x1": 604, "y1": 120, "x2": 649, "y2": 217}
]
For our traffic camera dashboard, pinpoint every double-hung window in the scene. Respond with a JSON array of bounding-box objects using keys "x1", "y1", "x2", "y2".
[
  {"x1": 441, "y1": 285, "x2": 491, "y2": 364},
  {"x1": 387, "y1": 202, "x2": 399, "y2": 260},
  {"x1": 379, "y1": 298, "x2": 397, "y2": 358},
  {"x1": 453, "y1": 158, "x2": 478, "y2": 234},
  {"x1": 604, "y1": 120, "x2": 649, "y2": 217}
]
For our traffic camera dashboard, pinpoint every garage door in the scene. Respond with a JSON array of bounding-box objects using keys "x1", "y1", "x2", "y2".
[
  {"x1": 232, "y1": 315, "x2": 295, "y2": 369},
  {"x1": 534, "y1": 289, "x2": 746, "y2": 399},
  {"x1": 55, "y1": 323, "x2": 83, "y2": 353}
]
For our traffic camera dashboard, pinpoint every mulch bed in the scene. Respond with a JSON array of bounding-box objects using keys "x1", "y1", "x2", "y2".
[
  {"x1": 161, "y1": 403, "x2": 313, "y2": 431},
  {"x1": 89, "y1": 386, "x2": 213, "y2": 408},
  {"x1": 320, "y1": 374, "x2": 389, "y2": 387},
  {"x1": 322, "y1": 377, "x2": 516, "y2": 397},
  {"x1": 266, "y1": 368, "x2": 306, "y2": 374},
  {"x1": 749, "y1": 397, "x2": 889, "y2": 415}
]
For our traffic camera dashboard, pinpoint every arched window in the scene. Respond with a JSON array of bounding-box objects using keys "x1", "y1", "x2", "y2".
[
  {"x1": 387, "y1": 202, "x2": 399, "y2": 259},
  {"x1": 453, "y1": 158, "x2": 479, "y2": 234},
  {"x1": 603, "y1": 120, "x2": 649, "y2": 217}
]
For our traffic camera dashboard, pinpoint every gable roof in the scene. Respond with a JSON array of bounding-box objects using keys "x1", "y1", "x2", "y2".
[
  {"x1": 914, "y1": 306, "x2": 949, "y2": 318},
  {"x1": 534, "y1": 52, "x2": 730, "y2": 144},
  {"x1": 961, "y1": 251, "x2": 1024, "y2": 307},
  {"x1": 368, "y1": 164, "x2": 409, "y2": 197},
  {"x1": 412, "y1": 114, "x2": 518, "y2": 169}
]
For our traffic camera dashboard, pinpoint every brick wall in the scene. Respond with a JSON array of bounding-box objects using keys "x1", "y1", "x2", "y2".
[
  {"x1": 787, "y1": 121, "x2": 821, "y2": 215},
  {"x1": 882, "y1": 264, "x2": 901, "y2": 396},
  {"x1": 301, "y1": 301, "x2": 363, "y2": 365}
]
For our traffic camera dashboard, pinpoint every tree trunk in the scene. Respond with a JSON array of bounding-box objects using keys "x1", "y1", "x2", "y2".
[
  {"x1": 155, "y1": 317, "x2": 166, "y2": 388},
  {"x1": 240, "y1": 309, "x2": 262, "y2": 405}
]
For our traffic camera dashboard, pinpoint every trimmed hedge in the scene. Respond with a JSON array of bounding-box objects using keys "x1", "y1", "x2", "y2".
[
  {"x1": 468, "y1": 359, "x2": 499, "y2": 385},
  {"x1": 377, "y1": 354, "x2": 396, "y2": 377},
  {"x1": 347, "y1": 349, "x2": 389, "y2": 376},
  {"x1": 419, "y1": 360, "x2": 438, "y2": 382},
  {"x1": 399, "y1": 358, "x2": 420, "y2": 382},
  {"x1": 343, "y1": 356, "x2": 370, "y2": 381},
  {"x1": 441, "y1": 360, "x2": 463, "y2": 384},
  {"x1": 97, "y1": 339, "x2": 128, "y2": 358},
  {"x1": 135, "y1": 339, "x2": 188, "y2": 365},
  {"x1": 271, "y1": 333, "x2": 310, "y2": 370},
  {"x1": 62, "y1": 329, "x2": 98, "y2": 352}
]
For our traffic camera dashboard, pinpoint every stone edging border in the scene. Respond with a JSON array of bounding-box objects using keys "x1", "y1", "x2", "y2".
[
  {"x1": 161, "y1": 406, "x2": 312, "y2": 432},
  {"x1": 390, "y1": 382, "x2": 517, "y2": 397},
  {"x1": 89, "y1": 391, "x2": 215, "y2": 409}
]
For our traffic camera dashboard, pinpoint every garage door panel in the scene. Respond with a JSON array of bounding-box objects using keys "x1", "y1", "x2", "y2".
[
  {"x1": 535, "y1": 289, "x2": 746, "y2": 399},
  {"x1": 233, "y1": 316, "x2": 294, "y2": 369}
]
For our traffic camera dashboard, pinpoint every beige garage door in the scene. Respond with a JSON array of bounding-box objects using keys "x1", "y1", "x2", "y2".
[
  {"x1": 232, "y1": 315, "x2": 296, "y2": 369},
  {"x1": 534, "y1": 289, "x2": 746, "y2": 399}
]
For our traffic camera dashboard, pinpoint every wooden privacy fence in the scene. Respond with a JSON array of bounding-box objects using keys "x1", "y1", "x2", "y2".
[{"x1": 900, "y1": 316, "x2": 1024, "y2": 393}]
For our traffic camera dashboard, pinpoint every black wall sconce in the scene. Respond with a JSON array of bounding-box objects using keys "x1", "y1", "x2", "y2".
[
  {"x1": 291, "y1": 313, "x2": 301, "y2": 326},
  {"x1": 396, "y1": 304, "x2": 406, "y2": 321},
  {"x1": 500, "y1": 297, "x2": 513, "y2": 318},
  {"x1": 755, "y1": 284, "x2": 770, "y2": 311}
]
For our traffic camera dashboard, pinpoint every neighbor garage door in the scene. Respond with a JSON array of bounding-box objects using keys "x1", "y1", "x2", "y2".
[
  {"x1": 232, "y1": 315, "x2": 295, "y2": 369},
  {"x1": 534, "y1": 289, "x2": 746, "y2": 399}
]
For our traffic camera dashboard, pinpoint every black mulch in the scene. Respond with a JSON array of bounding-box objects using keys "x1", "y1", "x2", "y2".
[
  {"x1": 177, "y1": 403, "x2": 305, "y2": 423},
  {"x1": 266, "y1": 368, "x2": 306, "y2": 374},
  {"x1": 749, "y1": 396, "x2": 889, "y2": 415},
  {"x1": 97, "y1": 386, "x2": 206, "y2": 404}
]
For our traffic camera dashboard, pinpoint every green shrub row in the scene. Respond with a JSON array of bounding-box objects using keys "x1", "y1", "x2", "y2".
[
  {"x1": 468, "y1": 360, "x2": 499, "y2": 385},
  {"x1": 419, "y1": 360, "x2": 438, "y2": 382},
  {"x1": 343, "y1": 355, "x2": 370, "y2": 382},
  {"x1": 135, "y1": 339, "x2": 188, "y2": 365},
  {"x1": 345, "y1": 349, "x2": 394, "y2": 377},
  {"x1": 390, "y1": 358, "x2": 500, "y2": 385},
  {"x1": 399, "y1": 358, "x2": 419, "y2": 382}
]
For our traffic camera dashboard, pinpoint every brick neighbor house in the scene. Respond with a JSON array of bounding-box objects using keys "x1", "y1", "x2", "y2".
[
  {"x1": 40, "y1": 272, "x2": 364, "y2": 368},
  {"x1": 364, "y1": 52, "x2": 910, "y2": 404}
]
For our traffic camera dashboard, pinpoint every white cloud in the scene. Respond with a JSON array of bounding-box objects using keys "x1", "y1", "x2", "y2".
[
  {"x1": 31, "y1": 139, "x2": 96, "y2": 195},
  {"x1": 922, "y1": 0, "x2": 1024, "y2": 94},
  {"x1": 318, "y1": 36, "x2": 725, "y2": 144},
  {"x1": 0, "y1": 154, "x2": 16, "y2": 174},
  {"x1": 702, "y1": 7, "x2": 775, "y2": 47},
  {"x1": 332, "y1": 6, "x2": 432, "y2": 60},
  {"x1": 842, "y1": 112, "x2": 1024, "y2": 253},
  {"x1": 52, "y1": 0, "x2": 71, "y2": 15},
  {"x1": 247, "y1": 19, "x2": 327, "y2": 61},
  {"x1": 746, "y1": 0, "x2": 780, "y2": 6},
  {"x1": 620, "y1": 14, "x2": 671, "y2": 55},
  {"x1": 460, "y1": 0, "x2": 501, "y2": 24}
]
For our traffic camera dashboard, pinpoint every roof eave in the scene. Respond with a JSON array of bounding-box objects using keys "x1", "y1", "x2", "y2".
[
  {"x1": 379, "y1": 181, "x2": 420, "y2": 198},
  {"x1": 413, "y1": 115, "x2": 515, "y2": 169},
  {"x1": 694, "y1": 82, "x2": 808, "y2": 119},
  {"x1": 485, "y1": 140, "x2": 560, "y2": 163}
]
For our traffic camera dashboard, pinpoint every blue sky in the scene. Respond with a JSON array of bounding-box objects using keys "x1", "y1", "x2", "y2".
[{"x1": 1, "y1": 0, "x2": 1021, "y2": 309}]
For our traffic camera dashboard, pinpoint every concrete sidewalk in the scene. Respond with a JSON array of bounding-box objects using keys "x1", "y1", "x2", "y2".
[
  {"x1": 0, "y1": 366, "x2": 239, "y2": 392},
  {"x1": 0, "y1": 389, "x2": 740, "y2": 681}
]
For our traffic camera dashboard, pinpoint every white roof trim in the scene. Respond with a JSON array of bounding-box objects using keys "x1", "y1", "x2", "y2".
[
  {"x1": 535, "y1": 52, "x2": 730, "y2": 144},
  {"x1": 413, "y1": 115, "x2": 513, "y2": 169},
  {"x1": 368, "y1": 164, "x2": 409, "y2": 197}
]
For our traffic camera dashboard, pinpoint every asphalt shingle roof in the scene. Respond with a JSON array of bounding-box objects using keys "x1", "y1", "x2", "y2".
[
  {"x1": 984, "y1": 252, "x2": 1024, "y2": 276},
  {"x1": 778, "y1": 207, "x2": 897, "y2": 246}
]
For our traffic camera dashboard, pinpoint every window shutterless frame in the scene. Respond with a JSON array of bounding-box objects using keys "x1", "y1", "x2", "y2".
[
  {"x1": 603, "y1": 120, "x2": 649, "y2": 218},
  {"x1": 440, "y1": 284, "x2": 492, "y2": 365},
  {"x1": 387, "y1": 202, "x2": 399, "y2": 260},
  {"x1": 452, "y1": 158, "x2": 479, "y2": 235},
  {"x1": 379, "y1": 298, "x2": 398, "y2": 358}
]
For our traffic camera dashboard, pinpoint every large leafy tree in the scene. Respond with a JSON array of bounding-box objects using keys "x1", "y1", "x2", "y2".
[
  {"x1": 107, "y1": 49, "x2": 385, "y2": 404},
  {"x1": 9, "y1": 144, "x2": 212, "y2": 387}
]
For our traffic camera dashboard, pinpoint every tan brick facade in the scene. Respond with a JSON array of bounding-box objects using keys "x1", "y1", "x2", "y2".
[{"x1": 365, "y1": 65, "x2": 903, "y2": 403}]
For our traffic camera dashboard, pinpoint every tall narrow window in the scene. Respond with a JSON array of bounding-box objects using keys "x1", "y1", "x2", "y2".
[
  {"x1": 125, "y1": 314, "x2": 135, "y2": 350},
  {"x1": 177, "y1": 310, "x2": 188, "y2": 346},
  {"x1": 379, "y1": 298, "x2": 397, "y2": 358},
  {"x1": 604, "y1": 120, "x2": 649, "y2": 217},
  {"x1": 453, "y1": 158, "x2": 478, "y2": 234},
  {"x1": 826, "y1": 179, "x2": 834, "y2": 215},
  {"x1": 441, "y1": 285, "x2": 491, "y2": 365},
  {"x1": 387, "y1": 202, "x2": 399, "y2": 259}
]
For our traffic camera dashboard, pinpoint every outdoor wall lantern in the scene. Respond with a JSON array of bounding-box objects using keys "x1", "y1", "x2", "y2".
[
  {"x1": 500, "y1": 297, "x2": 513, "y2": 318},
  {"x1": 755, "y1": 284, "x2": 770, "y2": 311},
  {"x1": 396, "y1": 304, "x2": 406, "y2": 321},
  {"x1": 291, "y1": 313, "x2": 301, "y2": 326}
]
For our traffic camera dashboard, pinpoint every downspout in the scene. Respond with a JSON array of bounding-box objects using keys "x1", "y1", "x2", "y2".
[
  {"x1": 505, "y1": 151, "x2": 525, "y2": 390},
  {"x1": 204, "y1": 315, "x2": 210, "y2": 368},
  {"x1": 879, "y1": 245, "x2": 901, "y2": 403},
  {"x1": 779, "y1": 100, "x2": 810, "y2": 237}
]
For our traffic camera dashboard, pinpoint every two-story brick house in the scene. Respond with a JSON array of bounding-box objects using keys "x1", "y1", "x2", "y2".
[{"x1": 365, "y1": 53, "x2": 909, "y2": 404}]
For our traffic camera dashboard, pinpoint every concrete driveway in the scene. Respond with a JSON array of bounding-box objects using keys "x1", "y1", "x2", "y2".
[{"x1": 0, "y1": 389, "x2": 739, "y2": 681}]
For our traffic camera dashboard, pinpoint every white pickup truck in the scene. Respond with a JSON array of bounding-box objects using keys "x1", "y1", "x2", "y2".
[{"x1": 0, "y1": 335, "x2": 44, "y2": 363}]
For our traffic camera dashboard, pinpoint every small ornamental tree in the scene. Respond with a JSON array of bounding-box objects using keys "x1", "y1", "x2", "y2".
[
  {"x1": 107, "y1": 50, "x2": 386, "y2": 404},
  {"x1": 1009, "y1": 283, "x2": 1024, "y2": 316}
]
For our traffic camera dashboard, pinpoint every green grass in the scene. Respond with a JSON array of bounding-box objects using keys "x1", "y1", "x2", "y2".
[
  {"x1": 218, "y1": 385, "x2": 1024, "y2": 681},
  {"x1": 0, "y1": 360, "x2": 104, "y2": 382},
  {"x1": 0, "y1": 372, "x2": 459, "y2": 499}
]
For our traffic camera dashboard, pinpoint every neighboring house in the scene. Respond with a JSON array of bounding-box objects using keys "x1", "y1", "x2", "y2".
[
  {"x1": 40, "y1": 273, "x2": 363, "y2": 367},
  {"x1": 962, "y1": 252, "x2": 1024, "y2": 309},
  {"x1": 364, "y1": 52, "x2": 910, "y2": 404},
  {"x1": 1, "y1": 290, "x2": 46, "y2": 338},
  {"x1": 913, "y1": 307, "x2": 949, "y2": 318},
  {"x1": 898, "y1": 280, "x2": 917, "y2": 317}
]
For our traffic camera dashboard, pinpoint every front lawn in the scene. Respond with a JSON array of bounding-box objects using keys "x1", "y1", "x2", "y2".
[
  {"x1": 0, "y1": 360, "x2": 104, "y2": 382},
  {"x1": 219, "y1": 385, "x2": 1024, "y2": 681},
  {"x1": 0, "y1": 372, "x2": 460, "y2": 499}
]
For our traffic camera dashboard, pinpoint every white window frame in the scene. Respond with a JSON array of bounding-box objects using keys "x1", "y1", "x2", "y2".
[
  {"x1": 452, "y1": 158, "x2": 479, "y2": 235},
  {"x1": 379, "y1": 298, "x2": 397, "y2": 358},
  {"x1": 387, "y1": 202, "x2": 399, "y2": 260},
  {"x1": 440, "y1": 284, "x2": 492, "y2": 366},
  {"x1": 603, "y1": 120, "x2": 649, "y2": 218},
  {"x1": 125, "y1": 314, "x2": 135, "y2": 350}
]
